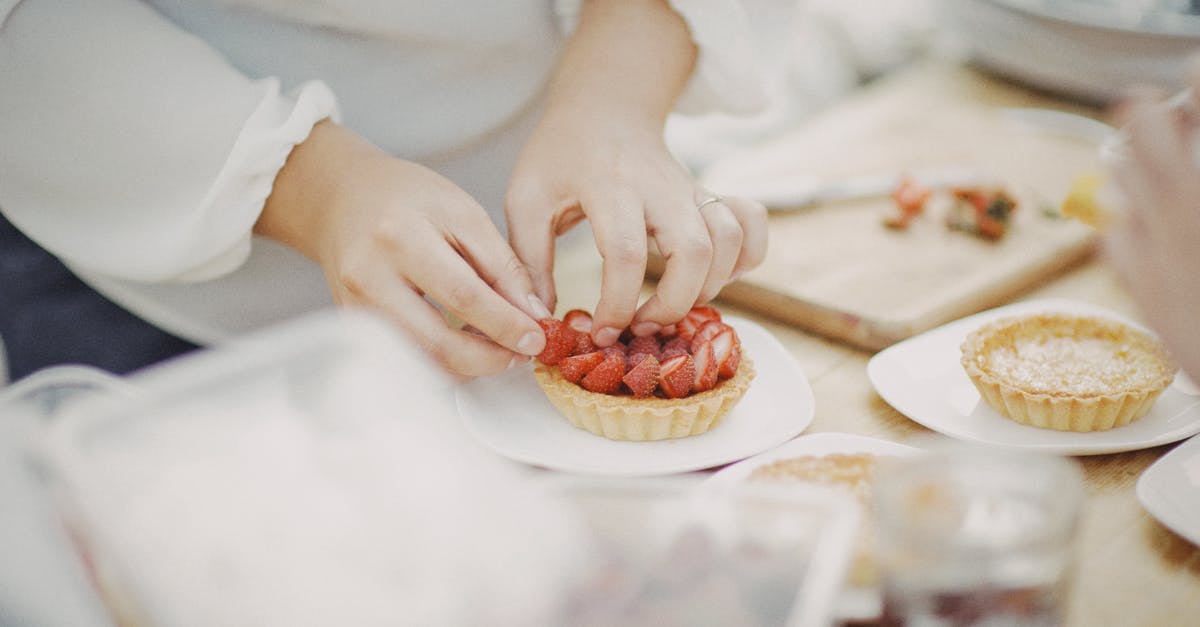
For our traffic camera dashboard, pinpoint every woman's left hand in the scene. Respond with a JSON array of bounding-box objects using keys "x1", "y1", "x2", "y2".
[{"x1": 505, "y1": 108, "x2": 767, "y2": 346}]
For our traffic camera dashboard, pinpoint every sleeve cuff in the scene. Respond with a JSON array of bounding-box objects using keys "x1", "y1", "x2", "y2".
[
  {"x1": 173, "y1": 79, "x2": 340, "y2": 282},
  {"x1": 664, "y1": 0, "x2": 768, "y2": 116},
  {"x1": 552, "y1": 0, "x2": 768, "y2": 117}
]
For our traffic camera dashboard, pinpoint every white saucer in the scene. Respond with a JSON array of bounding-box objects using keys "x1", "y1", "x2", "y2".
[
  {"x1": 867, "y1": 298, "x2": 1200, "y2": 455},
  {"x1": 455, "y1": 317, "x2": 813, "y2": 477},
  {"x1": 1137, "y1": 434, "x2": 1200, "y2": 547},
  {"x1": 707, "y1": 432, "x2": 922, "y2": 622}
]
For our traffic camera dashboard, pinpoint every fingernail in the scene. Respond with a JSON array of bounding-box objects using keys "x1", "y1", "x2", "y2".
[
  {"x1": 594, "y1": 326, "x2": 621, "y2": 346},
  {"x1": 632, "y1": 322, "x2": 661, "y2": 336},
  {"x1": 527, "y1": 294, "x2": 552, "y2": 319},
  {"x1": 507, "y1": 355, "x2": 530, "y2": 370},
  {"x1": 516, "y1": 331, "x2": 544, "y2": 356}
]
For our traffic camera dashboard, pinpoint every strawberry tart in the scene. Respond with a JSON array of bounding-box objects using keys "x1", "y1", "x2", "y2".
[{"x1": 532, "y1": 306, "x2": 754, "y2": 441}]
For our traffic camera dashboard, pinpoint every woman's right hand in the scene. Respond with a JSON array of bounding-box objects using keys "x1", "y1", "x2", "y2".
[
  {"x1": 1104, "y1": 60, "x2": 1200, "y2": 381},
  {"x1": 256, "y1": 121, "x2": 551, "y2": 377}
]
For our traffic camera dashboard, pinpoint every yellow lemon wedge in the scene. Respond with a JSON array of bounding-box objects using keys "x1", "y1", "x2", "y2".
[{"x1": 1061, "y1": 173, "x2": 1111, "y2": 229}]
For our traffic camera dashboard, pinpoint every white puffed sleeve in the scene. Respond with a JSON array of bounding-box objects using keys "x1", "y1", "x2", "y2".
[
  {"x1": 0, "y1": 0, "x2": 339, "y2": 284},
  {"x1": 552, "y1": 0, "x2": 767, "y2": 116}
]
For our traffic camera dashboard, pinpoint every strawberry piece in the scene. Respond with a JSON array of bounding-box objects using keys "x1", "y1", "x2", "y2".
[
  {"x1": 702, "y1": 327, "x2": 738, "y2": 378},
  {"x1": 601, "y1": 343, "x2": 627, "y2": 359},
  {"x1": 658, "y1": 354, "x2": 695, "y2": 399},
  {"x1": 658, "y1": 324, "x2": 678, "y2": 338},
  {"x1": 622, "y1": 355, "x2": 660, "y2": 398},
  {"x1": 573, "y1": 332, "x2": 598, "y2": 356},
  {"x1": 627, "y1": 335, "x2": 661, "y2": 361},
  {"x1": 563, "y1": 309, "x2": 594, "y2": 334},
  {"x1": 536, "y1": 318, "x2": 577, "y2": 366},
  {"x1": 689, "y1": 320, "x2": 734, "y2": 354},
  {"x1": 661, "y1": 336, "x2": 690, "y2": 359},
  {"x1": 692, "y1": 340, "x2": 719, "y2": 392},
  {"x1": 582, "y1": 352, "x2": 626, "y2": 394},
  {"x1": 718, "y1": 343, "x2": 741, "y2": 378},
  {"x1": 559, "y1": 351, "x2": 605, "y2": 384},
  {"x1": 676, "y1": 306, "x2": 722, "y2": 340}
]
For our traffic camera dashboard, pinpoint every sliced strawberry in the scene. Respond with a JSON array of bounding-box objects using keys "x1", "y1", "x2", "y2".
[
  {"x1": 601, "y1": 343, "x2": 627, "y2": 359},
  {"x1": 658, "y1": 324, "x2": 678, "y2": 338},
  {"x1": 661, "y1": 336, "x2": 690, "y2": 359},
  {"x1": 582, "y1": 352, "x2": 626, "y2": 394},
  {"x1": 536, "y1": 318, "x2": 577, "y2": 366},
  {"x1": 692, "y1": 340, "x2": 719, "y2": 392},
  {"x1": 701, "y1": 327, "x2": 738, "y2": 378},
  {"x1": 689, "y1": 320, "x2": 734, "y2": 353},
  {"x1": 622, "y1": 355, "x2": 660, "y2": 398},
  {"x1": 626, "y1": 352, "x2": 652, "y2": 369},
  {"x1": 573, "y1": 332, "x2": 598, "y2": 356},
  {"x1": 658, "y1": 354, "x2": 695, "y2": 399},
  {"x1": 559, "y1": 351, "x2": 605, "y2": 384},
  {"x1": 718, "y1": 342, "x2": 741, "y2": 378},
  {"x1": 676, "y1": 306, "x2": 722, "y2": 340},
  {"x1": 563, "y1": 309, "x2": 594, "y2": 334},
  {"x1": 627, "y1": 335, "x2": 661, "y2": 359}
]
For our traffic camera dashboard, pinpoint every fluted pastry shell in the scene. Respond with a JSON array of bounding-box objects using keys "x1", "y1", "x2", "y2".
[
  {"x1": 533, "y1": 357, "x2": 754, "y2": 441},
  {"x1": 961, "y1": 313, "x2": 1175, "y2": 432}
]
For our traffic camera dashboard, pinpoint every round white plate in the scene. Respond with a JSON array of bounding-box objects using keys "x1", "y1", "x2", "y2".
[
  {"x1": 1137, "y1": 434, "x2": 1200, "y2": 547},
  {"x1": 867, "y1": 298, "x2": 1200, "y2": 456},
  {"x1": 455, "y1": 317, "x2": 813, "y2": 476},
  {"x1": 707, "y1": 432, "x2": 922, "y2": 622}
]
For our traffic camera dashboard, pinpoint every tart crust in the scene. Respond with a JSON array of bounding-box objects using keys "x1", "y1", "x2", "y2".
[
  {"x1": 533, "y1": 357, "x2": 755, "y2": 441},
  {"x1": 961, "y1": 313, "x2": 1175, "y2": 432}
]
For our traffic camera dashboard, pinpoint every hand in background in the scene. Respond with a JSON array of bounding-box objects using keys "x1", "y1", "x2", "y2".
[
  {"x1": 1104, "y1": 59, "x2": 1200, "y2": 381},
  {"x1": 257, "y1": 121, "x2": 550, "y2": 377}
]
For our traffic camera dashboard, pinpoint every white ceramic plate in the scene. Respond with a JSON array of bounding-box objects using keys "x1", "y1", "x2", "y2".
[
  {"x1": 1137, "y1": 434, "x2": 1200, "y2": 547},
  {"x1": 707, "y1": 432, "x2": 921, "y2": 622},
  {"x1": 867, "y1": 298, "x2": 1200, "y2": 455},
  {"x1": 456, "y1": 317, "x2": 813, "y2": 476}
]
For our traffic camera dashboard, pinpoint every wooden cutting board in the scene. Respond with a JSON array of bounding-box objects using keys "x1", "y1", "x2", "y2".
[{"x1": 653, "y1": 59, "x2": 1105, "y2": 351}]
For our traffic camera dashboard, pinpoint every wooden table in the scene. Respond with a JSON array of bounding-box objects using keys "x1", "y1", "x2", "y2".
[{"x1": 550, "y1": 58, "x2": 1200, "y2": 626}]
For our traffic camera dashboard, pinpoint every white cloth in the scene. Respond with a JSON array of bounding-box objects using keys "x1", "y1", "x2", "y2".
[{"x1": 0, "y1": 0, "x2": 765, "y2": 345}]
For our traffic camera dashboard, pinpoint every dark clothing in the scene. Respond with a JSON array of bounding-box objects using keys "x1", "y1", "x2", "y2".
[{"x1": 0, "y1": 212, "x2": 198, "y2": 381}]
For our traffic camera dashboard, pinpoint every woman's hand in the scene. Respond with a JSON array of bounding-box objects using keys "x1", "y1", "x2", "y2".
[
  {"x1": 506, "y1": 109, "x2": 767, "y2": 345},
  {"x1": 1104, "y1": 61, "x2": 1200, "y2": 381},
  {"x1": 504, "y1": 0, "x2": 767, "y2": 346},
  {"x1": 257, "y1": 121, "x2": 551, "y2": 377}
]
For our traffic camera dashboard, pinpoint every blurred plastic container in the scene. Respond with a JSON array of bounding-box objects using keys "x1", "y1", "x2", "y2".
[
  {"x1": 0, "y1": 366, "x2": 131, "y2": 627},
  {"x1": 29, "y1": 310, "x2": 862, "y2": 627},
  {"x1": 34, "y1": 311, "x2": 582, "y2": 627},
  {"x1": 549, "y1": 476, "x2": 860, "y2": 627}
]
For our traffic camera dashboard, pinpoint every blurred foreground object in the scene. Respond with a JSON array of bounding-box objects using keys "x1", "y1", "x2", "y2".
[
  {"x1": 34, "y1": 311, "x2": 582, "y2": 627},
  {"x1": 940, "y1": 0, "x2": 1200, "y2": 104},
  {"x1": 874, "y1": 447, "x2": 1084, "y2": 627}
]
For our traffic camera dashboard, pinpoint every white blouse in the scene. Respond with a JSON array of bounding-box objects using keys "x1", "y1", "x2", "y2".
[{"x1": 0, "y1": 0, "x2": 764, "y2": 345}]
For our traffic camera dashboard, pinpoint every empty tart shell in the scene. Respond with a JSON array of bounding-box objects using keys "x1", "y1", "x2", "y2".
[
  {"x1": 961, "y1": 313, "x2": 1175, "y2": 432},
  {"x1": 533, "y1": 357, "x2": 754, "y2": 441}
]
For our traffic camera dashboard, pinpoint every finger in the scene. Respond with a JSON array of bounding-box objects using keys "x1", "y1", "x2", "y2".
[
  {"x1": 584, "y1": 189, "x2": 648, "y2": 345},
  {"x1": 635, "y1": 196, "x2": 712, "y2": 330},
  {"x1": 453, "y1": 215, "x2": 554, "y2": 322},
  {"x1": 723, "y1": 196, "x2": 769, "y2": 278},
  {"x1": 693, "y1": 200, "x2": 743, "y2": 303},
  {"x1": 506, "y1": 190, "x2": 560, "y2": 313},
  {"x1": 335, "y1": 273, "x2": 521, "y2": 377},
  {"x1": 1123, "y1": 89, "x2": 1193, "y2": 192},
  {"x1": 406, "y1": 244, "x2": 547, "y2": 358}
]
